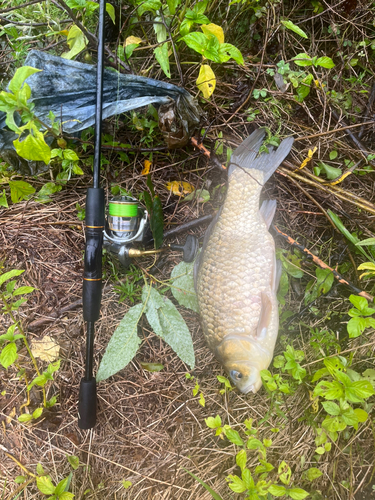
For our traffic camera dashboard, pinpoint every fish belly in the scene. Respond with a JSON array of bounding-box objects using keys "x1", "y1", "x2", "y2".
[{"x1": 196, "y1": 169, "x2": 277, "y2": 357}]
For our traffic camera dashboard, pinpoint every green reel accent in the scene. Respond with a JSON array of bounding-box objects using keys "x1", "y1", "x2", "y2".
[{"x1": 109, "y1": 201, "x2": 138, "y2": 217}]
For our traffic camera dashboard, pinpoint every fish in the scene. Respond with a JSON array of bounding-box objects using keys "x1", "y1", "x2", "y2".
[{"x1": 194, "y1": 129, "x2": 294, "y2": 393}]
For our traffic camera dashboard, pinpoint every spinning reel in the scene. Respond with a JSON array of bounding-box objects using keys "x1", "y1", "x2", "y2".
[{"x1": 103, "y1": 194, "x2": 199, "y2": 267}]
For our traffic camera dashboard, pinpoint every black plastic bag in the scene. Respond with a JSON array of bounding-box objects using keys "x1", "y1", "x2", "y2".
[{"x1": 0, "y1": 50, "x2": 201, "y2": 174}]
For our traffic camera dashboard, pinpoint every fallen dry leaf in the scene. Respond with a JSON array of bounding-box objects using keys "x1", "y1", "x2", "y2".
[
  {"x1": 165, "y1": 181, "x2": 194, "y2": 197},
  {"x1": 31, "y1": 335, "x2": 60, "y2": 362}
]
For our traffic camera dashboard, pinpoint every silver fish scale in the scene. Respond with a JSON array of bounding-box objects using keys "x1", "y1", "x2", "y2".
[{"x1": 196, "y1": 168, "x2": 277, "y2": 354}]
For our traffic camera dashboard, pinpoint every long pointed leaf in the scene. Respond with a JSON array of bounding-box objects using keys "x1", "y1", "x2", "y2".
[{"x1": 181, "y1": 467, "x2": 224, "y2": 500}]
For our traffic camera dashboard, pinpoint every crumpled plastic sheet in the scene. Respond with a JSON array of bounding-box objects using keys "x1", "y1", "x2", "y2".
[{"x1": 0, "y1": 50, "x2": 202, "y2": 174}]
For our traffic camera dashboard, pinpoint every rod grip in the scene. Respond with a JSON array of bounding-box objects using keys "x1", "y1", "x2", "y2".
[
  {"x1": 83, "y1": 188, "x2": 105, "y2": 322},
  {"x1": 78, "y1": 378, "x2": 97, "y2": 429}
]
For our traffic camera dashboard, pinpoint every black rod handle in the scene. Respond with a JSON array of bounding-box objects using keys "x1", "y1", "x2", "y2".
[{"x1": 78, "y1": 377, "x2": 97, "y2": 429}]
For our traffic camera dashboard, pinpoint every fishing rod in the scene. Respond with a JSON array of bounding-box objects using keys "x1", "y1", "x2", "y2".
[{"x1": 78, "y1": 0, "x2": 106, "y2": 429}]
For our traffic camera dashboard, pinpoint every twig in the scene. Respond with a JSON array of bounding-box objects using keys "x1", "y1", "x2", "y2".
[
  {"x1": 190, "y1": 137, "x2": 226, "y2": 170},
  {"x1": 358, "y1": 83, "x2": 375, "y2": 139},
  {"x1": 294, "y1": 120, "x2": 374, "y2": 143},
  {"x1": 0, "y1": 0, "x2": 46, "y2": 14},
  {"x1": 273, "y1": 225, "x2": 373, "y2": 302},
  {"x1": 0, "y1": 14, "x2": 71, "y2": 26}
]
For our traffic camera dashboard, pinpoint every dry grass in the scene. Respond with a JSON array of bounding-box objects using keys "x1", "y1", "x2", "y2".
[{"x1": 1, "y1": 0, "x2": 375, "y2": 499}]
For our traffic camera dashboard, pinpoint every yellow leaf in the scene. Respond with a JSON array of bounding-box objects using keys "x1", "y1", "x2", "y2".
[
  {"x1": 6, "y1": 407, "x2": 16, "y2": 424},
  {"x1": 196, "y1": 65, "x2": 216, "y2": 99},
  {"x1": 201, "y1": 23, "x2": 224, "y2": 44},
  {"x1": 297, "y1": 146, "x2": 317, "y2": 170},
  {"x1": 142, "y1": 160, "x2": 151, "y2": 175},
  {"x1": 165, "y1": 181, "x2": 194, "y2": 197},
  {"x1": 31, "y1": 335, "x2": 60, "y2": 363},
  {"x1": 125, "y1": 36, "x2": 143, "y2": 46},
  {"x1": 62, "y1": 25, "x2": 88, "y2": 59},
  {"x1": 59, "y1": 30, "x2": 69, "y2": 37}
]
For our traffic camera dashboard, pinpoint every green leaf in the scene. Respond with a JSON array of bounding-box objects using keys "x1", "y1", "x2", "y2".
[
  {"x1": 105, "y1": 3, "x2": 116, "y2": 23},
  {"x1": 293, "y1": 53, "x2": 313, "y2": 67},
  {"x1": 139, "y1": 361, "x2": 164, "y2": 372},
  {"x1": 306, "y1": 467, "x2": 322, "y2": 481},
  {"x1": 347, "y1": 317, "x2": 365, "y2": 338},
  {"x1": 318, "y1": 161, "x2": 342, "y2": 180},
  {"x1": 36, "y1": 182, "x2": 62, "y2": 202},
  {"x1": 142, "y1": 285, "x2": 195, "y2": 369},
  {"x1": 8, "y1": 180, "x2": 36, "y2": 204},
  {"x1": 181, "y1": 33, "x2": 220, "y2": 62},
  {"x1": 13, "y1": 286, "x2": 35, "y2": 296},
  {"x1": 349, "y1": 295, "x2": 368, "y2": 312},
  {"x1": 348, "y1": 380, "x2": 375, "y2": 401},
  {"x1": 96, "y1": 303, "x2": 143, "y2": 381},
  {"x1": 55, "y1": 477, "x2": 69, "y2": 496},
  {"x1": 268, "y1": 484, "x2": 287, "y2": 496},
  {"x1": 205, "y1": 415, "x2": 222, "y2": 428},
  {"x1": 0, "y1": 189, "x2": 8, "y2": 208},
  {"x1": 315, "y1": 56, "x2": 335, "y2": 68},
  {"x1": 182, "y1": 467, "x2": 224, "y2": 500},
  {"x1": 236, "y1": 449, "x2": 247, "y2": 471},
  {"x1": 227, "y1": 475, "x2": 247, "y2": 493},
  {"x1": 356, "y1": 238, "x2": 375, "y2": 246},
  {"x1": 0, "y1": 342, "x2": 17, "y2": 368},
  {"x1": 36, "y1": 476, "x2": 56, "y2": 495},
  {"x1": 122, "y1": 480, "x2": 132, "y2": 489},
  {"x1": 18, "y1": 413, "x2": 33, "y2": 422},
  {"x1": 67, "y1": 455, "x2": 79, "y2": 470},
  {"x1": 62, "y1": 25, "x2": 88, "y2": 59},
  {"x1": 287, "y1": 487, "x2": 310, "y2": 499},
  {"x1": 321, "y1": 401, "x2": 340, "y2": 416},
  {"x1": 154, "y1": 43, "x2": 171, "y2": 78},
  {"x1": 314, "y1": 380, "x2": 344, "y2": 400},
  {"x1": 281, "y1": 20, "x2": 308, "y2": 39},
  {"x1": 8, "y1": 66, "x2": 41, "y2": 93},
  {"x1": 58, "y1": 493, "x2": 74, "y2": 500},
  {"x1": 354, "y1": 408, "x2": 368, "y2": 423},
  {"x1": 137, "y1": 0, "x2": 161, "y2": 16},
  {"x1": 13, "y1": 130, "x2": 51, "y2": 165},
  {"x1": 32, "y1": 407, "x2": 43, "y2": 419},
  {"x1": 225, "y1": 428, "x2": 244, "y2": 446},
  {"x1": 15, "y1": 476, "x2": 27, "y2": 484},
  {"x1": 36, "y1": 463, "x2": 45, "y2": 475},
  {"x1": 170, "y1": 260, "x2": 199, "y2": 313},
  {"x1": 151, "y1": 196, "x2": 163, "y2": 249},
  {"x1": 0, "y1": 269, "x2": 24, "y2": 287},
  {"x1": 218, "y1": 43, "x2": 244, "y2": 65}
]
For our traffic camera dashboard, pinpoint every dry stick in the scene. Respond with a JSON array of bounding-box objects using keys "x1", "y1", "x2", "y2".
[
  {"x1": 294, "y1": 120, "x2": 375, "y2": 142},
  {"x1": 273, "y1": 225, "x2": 373, "y2": 302},
  {"x1": 0, "y1": 0, "x2": 46, "y2": 14}
]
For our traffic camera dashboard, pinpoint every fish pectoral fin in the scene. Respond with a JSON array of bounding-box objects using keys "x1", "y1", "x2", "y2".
[
  {"x1": 270, "y1": 256, "x2": 283, "y2": 293},
  {"x1": 256, "y1": 292, "x2": 272, "y2": 338},
  {"x1": 259, "y1": 200, "x2": 277, "y2": 229}
]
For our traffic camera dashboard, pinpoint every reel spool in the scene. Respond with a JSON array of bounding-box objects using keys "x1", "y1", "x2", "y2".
[{"x1": 103, "y1": 194, "x2": 199, "y2": 267}]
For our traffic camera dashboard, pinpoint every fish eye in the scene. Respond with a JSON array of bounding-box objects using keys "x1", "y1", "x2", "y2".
[{"x1": 230, "y1": 370, "x2": 243, "y2": 381}]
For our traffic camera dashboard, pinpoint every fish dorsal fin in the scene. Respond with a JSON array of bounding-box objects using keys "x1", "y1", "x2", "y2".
[
  {"x1": 256, "y1": 292, "x2": 272, "y2": 339},
  {"x1": 259, "y1": 199, "x2": 277, "y2": 229}
]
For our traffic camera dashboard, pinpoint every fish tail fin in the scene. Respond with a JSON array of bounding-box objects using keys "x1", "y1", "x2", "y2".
[{"x1": 229, "y1": 129, "x2": 294, "y2": 183}]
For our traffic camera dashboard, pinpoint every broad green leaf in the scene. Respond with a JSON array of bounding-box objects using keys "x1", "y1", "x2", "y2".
[
  {"x1": 321, "y1": 401, "x2": 340, "y2": 415},
  {"x1": 347, "y1": 317, "x2": 365, "y2": 338},
  {"x1": 13, "y1": 129, "x2": 51, "y2": 164},
  {"x1": 183, "y1": 188, "x2": 210, "y2": 203},
  {"x1": 316, "y1": 56, "x2": 335, "y2": 68},
  {"x1": 122, "y1": 480, "x2": 132, "y2": 489},
  {"x1": 166, "y1": 0, "x2": 178, "y2": 15},
  {"x1": 318, "y1": 161, "x2": 342, "y2": 180},
  {"x1": 182, "y1": 468, "x2": 224, "y2": 500},
  {"x1": 37, "y1": 183, "x2": 62, "y2": 202},
  {"x1": 170, "y1": 260, "x2": 199, "y2": 313},
  {"x1": 55, "y1": 476, "x2": 69, "y2": 496},
  {"x1": 227, "y1": 475, "x2": 247, "y2": 493},
  {"x1": 281, "y1": 20, "x2": 308, "y2": 39},
  {"x1": 268, "y1": 484, "x2": 287, "y2": 496},
  {"x1": 349, "y1": 294, "x2": 368, "y2": 312},
  {"x1": 62, "y1": 25, "x2": 88, "y2": 60},
  {"x1": 32, "y1": 407, "x2": 43, "y2": 419},
  {"x1": 218, "y1": 43, "x2": 244, "y2": 65},
  {"x1": 67, "y1": 455, "x2": 79, "y2": 470},
  {"x1": 8, "y1": 66, "x2": 41, "y2": 93},
  {"x1": 348, "y1": 380, "x2": 375, "y2": 400},
  {"x1": 356, "y1": 238, "x2": 375, "y2": 246},
  {"x1": 8, "y1": 180, "x2": 36, "y2": 203},
  {"x1": 139, "y1": 361, "x2": 164, "y2": 372},
  {"x1": 354, "y1": 408, "x2": 368, "y2": 423},
  {"x1": 36, "y1": 476, "x2": 55, "y2": 495},
  {"x1": 306, "y1": 467, "x2": 322, "y2": 481},
  {"x1": 154, "y1": 43, "x2": 171, "y2": 78},
  {"x1": 36, "y1": 463, "x2": 45, "y2": 475},
  {"x1": 288, "y1": 487, "x2": 309, "y2": 499},
  {"x1": 205, "y1": 415, "x2": 222, "y2": 428},
  {"x1": 63, "y1": 149, "x2": 79, "y2": 161},
  {"x1": 12, "y1": 286, "x2": 35, "y2": 296},
  {"x1": 18, "y1": 413, "x2": 33, "y2": 422},
  {"x1": 196, "y1": 64, "x2": 216, "y2": 98},
  {"x1": 296, "y1": 73, "x2": 313, "y2": 102},
  {"x1": 0, "y1": 189, "x2": 8, "y2": 208},
  {"x1": 246, "y1": 437, "x2": 264, "y2": 451},
  {"x1": 181, "y1": 33, "x2": 220, "y2": 62},
  {"x1": 0, "y1": 342, "x2": 17, "y2": 369},
  {"x1": 225, "y1": 428, "x2": 244, "y2": 446},
  {"x1": 15, "y1": 476, "x2": 27, "y2": 484},
  {"x1": 236, "y1": 449, "x2": 247, "y2": 471},
  {"x1": 0, "y1": 269, "x2": 24, "y2": 287},
  {"x1": 142, "y1": 285, "x2": 195, "y2": 369},
  {"x1": 137, "y1": 0, "x2": 161, "y2": 16},
  {"x1": 105, "y1": 3, "x2": 115, "y2": 24},
  {"x1": 154, "y1": 16, "x2": 167, "y2": 43},
  {"x1": 314, "y1": 380, "x2": 344, "y2": 400},
  {"x1": 96, "y1": 303, "x2": 143, "y2": 381},
  {"x1": 293, "y1": 53, "x2": 313, "y2": 67},
  {"x1": 59, "y1": 493, "x2": 74, "y2": 500},
  {"x1": 201, "y1": 23, "x2": 224, "y2": 43}
]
